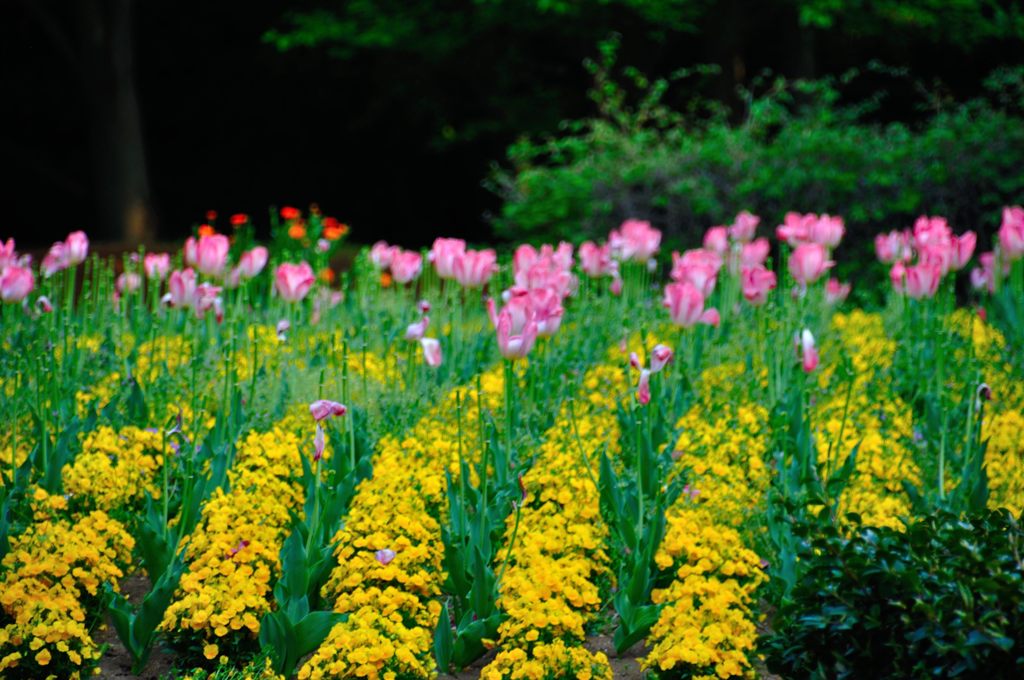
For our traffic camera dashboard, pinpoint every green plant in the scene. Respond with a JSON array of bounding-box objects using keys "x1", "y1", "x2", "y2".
[{"x1": 764, "y1": 509, "x2": 1024, "y2": 678}]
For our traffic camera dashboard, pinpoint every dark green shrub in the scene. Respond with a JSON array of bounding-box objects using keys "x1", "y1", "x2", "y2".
[{"x1": 763, "y1": 509, "x2": 1024, "y2": 678}]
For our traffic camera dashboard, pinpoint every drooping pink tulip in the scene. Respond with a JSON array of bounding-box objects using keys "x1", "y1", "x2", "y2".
[
  {"x1": 702, "y1": 227, "x2": 729, "y2": 255},
  {"x1": 636, "y1": 368, "x2": 652, "y2": 406},
  {"x1": 275, "y1": 262, "x2": 316, "y2": 302},
  {"x1": 999, "y1": 206, "x2": 1024, "y2": 261},
  {"x1": 610, "y1": 219, "x2": 661, "y2": 262},
  {"x1": 825, "y1": 278, "x2": 851, "y2": 304},
  {"x1": 650, "y1": 344, "x2": 674, "y2": 373},
  {"x1": 905, "y1": 262, "x2": 942, "y2": 299},
  {"x1": 453, "y1": 249, "x2": 498, "y2": 288},
  {"x1": 65, "y1": 231, "x2": 89, "y2": 265},
  {"x1": 390, "y1": 250, "x2": 423, "y2": 284},
  {"x1": 494, "y1": 301, "x2": 539, "y2": 360},
  {"x1": 808, "y1": 215, "x2": 844, "y2": 249},
  {"x1": 194, "y1": 234, "x2": 230, "y2": 277},
  {"x1": 420, "y1": 337, "x2": 442, "y2": 367},
  {"x1": 370, "y1": 241, "x2": 399, "y2": 269},
  {"x1": 663, "y1": 281, "x2": 720, "y2": 328},
  {"x1": 729, "y1": 211, "x2": 760, "y2": 243},
  {"x1": 168, "y1": 269, "x2": 198, "y2": 307},
  {"x1": 429, "y1": 238, "x2": 467, "y2": 279},
  {"x1": 788, "y1": 243, "x2": 834, "y2": 286},
  {"x1": 741, "y1": 266, "x2": 776, "y2": 305},
  {"x1": 310, "y1": 400, "x2": 347, "y2": 422},
  {"x1": 797, "y1": 329, "x2": 819, "y2": 373},
  {"x1": 0, "y1": 265, "x2": 34, "y2": 302},
  {"x1": 579, "y1": 241, "x2": 614, "y2": 277},
  {"x1": 405, "y1": 315, "x2": 430, "y2": 341},
  {"x1": 144, "y1": 253, "x2": 171, "y2": 280},
  {"x1": 237, "y1": 247, "x2": 269, "y2": 280}
]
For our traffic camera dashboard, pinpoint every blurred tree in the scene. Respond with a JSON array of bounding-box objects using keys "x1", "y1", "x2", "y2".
[{"x1": 13, "y1": 0, "x2": 154, "y2": 244}]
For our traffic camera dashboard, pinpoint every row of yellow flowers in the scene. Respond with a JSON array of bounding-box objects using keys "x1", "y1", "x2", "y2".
[
  {"x1": 641, "y1": 361, "x2": 768, "y2": 679},
  {"x1": 299, "y1": 365, "x2": 506, "y2": 680},
  {"x1": 480, "y1": 363, "x2": 627, "y2": 680}
]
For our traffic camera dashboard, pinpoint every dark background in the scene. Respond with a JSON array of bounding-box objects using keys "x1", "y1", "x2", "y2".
[{"x1": 2, "y1": 0, "x2": 1021, "y2": 248}]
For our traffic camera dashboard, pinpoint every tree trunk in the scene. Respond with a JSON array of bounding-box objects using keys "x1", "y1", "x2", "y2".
[{"x1": 78, "y1": 0, "x2": 155, "y2": 245}]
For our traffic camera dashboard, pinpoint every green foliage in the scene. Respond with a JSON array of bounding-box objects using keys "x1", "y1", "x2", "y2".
[
  {"x1": 764, "y1": 509, "x2": 1024, "y2": 678},
  {"x1": 490, "y1": 53, "x2": 1024, "y2": 257}
]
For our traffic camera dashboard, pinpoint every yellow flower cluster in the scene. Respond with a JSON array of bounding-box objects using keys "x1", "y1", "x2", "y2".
[
  {"x1": 75, "y1": 334, "x2": 192, "y2": 415},
  {"x1": 161, "y1": 422, "x2": 306, "y2": 658},
  {"x1": 62, "y1": 425, "x2": 165, "y2": 511},
  {"x1": 643, "y1": 363, "x2": 768, "y2": 679},
  {"x1": 301, "y1": 367, "x2": 506, "y2": 680},
  {"x1": 480, "y1": 364, "x2": 624, "y2": 680},
  {"x1": 0, "y1": 492, "x2": 134, "y2": 679},
  {"x1": 983, "y1": 410, "x2": 1024, "y2": 515}
]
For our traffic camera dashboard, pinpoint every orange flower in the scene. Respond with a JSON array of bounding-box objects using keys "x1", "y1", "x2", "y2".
[
  {"x1": 380, "y1": 271, "x2": 393, "y2": 288},
  {"x1": 288, "y1": 223, "x2": 307, "y2": 240},
  {"x1": 324, "y1": 226, "x2": 345, "y2": 240},
  {"x1": 198, "y1": 224, "x2": 216, "y2": 237},
  {"x1": 319, "y1": 267, "x2": 336, "y2": 284}
]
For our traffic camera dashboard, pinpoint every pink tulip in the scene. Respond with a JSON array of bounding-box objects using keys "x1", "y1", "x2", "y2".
[
  {"x1": 610, "y1": 275, "x2": 623, "y2": 296},
  {"x1": 999, "y1": 205, "x2": 1024, "y2": 261},
  {"x1": 912, "y1": 216, "x2": 953, "y2": 251},
  {"x1": 636, "y1": 368, "x2": 652, "y2": 406},
  {"x1": 629, "y1": 352, "x2": 642, "y2": 370},
  {"x1": 310, "y1": 400, "x2": 347, "y2": 422},
  {"x1": 116, "y1": 272, "x2": 142, "y2": 295},
  {"x1": 0, "y1": 238, "x2": 16, "y2": 271},
  {"x1": 875, "y1": 231, "x2": 907, "y2": 263},
  {"x1": 663, "y1": 281, "x2": 720, "y2": 328},
  {"x1": 970, "y1": 265, "x2": 992, "y2": 292},
  {"x1": 65, "y1": 231, "x2": 89, "y2": 265},
  {"x1": 919, "y1": 243, "x2": 953, "y2": 275},
  {"x1": 796, "y1": 329, "x2": 819, "y2": 373},
  {"x1": 314, "y1": 423, "x2": 325, "y2": 462},
  {"x1": 184, "y1": 237, "x2": 198, "y2": 268},
  {"x1": 275, "y1": 262, "x2": 315, "y2": 302},
  {"x1": 193, "y1": 283, "x2": 223, "y2": 322},
  {"x1": 144, "y1": 253, "x2": 171, "y2": 280},
  {"x1": 825, "y1": 278, "x2": 850, "y2": 304},
  {"x1": 703, "y1": 227, "x2": 729, "y2": 255},
  {"x1": 514, "y1": 243, "x2": 573, "y2": 276},
  {"x1": 949, "y1": 232, "x2": 976, "y2": 271},
  {"x1": 495, "y1": 300, "x2": 539, "y2": 360},
  {"x1": 0, "y1": 265, "x2": 34, "y2": 302},
  {"x1": 453, "y1": 249, "x2": 498, "y2": 288},
  {"x1": 370, "y1": 241, "x2": 398, "y2": 269},
  {"x1": 729, "y1": 211, "x2": 760, "y2": 243},
  {"x1": 390, "y1": 250, "x2": 423, "y2": 284},
  {"x1": 168, "y1": 269, "x2": 198, "y2": 307},
  {"x1": 890, "y1": 260, "x2": 907, "y2": 294},
  {"x1": 194, "y1": 234, "x2": 230, "y2": 277},
  {"x1": 529, "y1": 287, "x2": 564, "y2": 337},
  {"x1": 740, "y1": 238, "x2": 771, "y2": 268},
  {"x1": 514, "y1": 259, "x2": 574, "y2": 299},
  {"x1": 237, "y1": 247, "x2": 269, "y2": 279},
  {"x1": 788, "y1": 243, "x2": 834, "y2": 286},
  {"x1": 808, "y1": 215, "x2": 844, "y2": 249},
  {"x1": 776, "y1": 212, "x2": 814, "y2": 245},
  {"x1": 375, "y1": 548, "x2": 396, "y2": 566},
  {"x1": 650, "y1": 344, "x2": 674, "y2": 373},
  {"x1": 741, "y1": 266, "x2": 776, "y2": 305},
  {"x1": 610, "y1": 219, "x2": 661, "y2": 262},
  {"x1": 41, "y1": 242, "x2": 69, "y2": 277},
  {"x1": 672, "y1": 263, "x2": 718, "y2": 298},
  {"x1": 579, "y1": 241, "x2": 614, "y2": 277},
  {"x1": 405, "y1": 315, "x2": 430, "y2": 341},
  {"x1": 429, "y1": 238, "x2": 467, "y2": 279},
  {"x1": 420, "y1": 337, "x2": 442, "y2": 367},
  {"x1": 905, "y1": 262, "x2": 942, "y2": 299}
]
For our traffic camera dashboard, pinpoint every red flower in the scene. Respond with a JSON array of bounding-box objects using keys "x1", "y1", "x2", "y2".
[
  {"x1": 205, "y1": 210, "x2": 218, "y2": 222},
  {"x1": 280, "y1": 206, "x2": 301, "y2": 220},
  {"x1": 230, "y1": 213, "x2": 249, "y2": 227}
]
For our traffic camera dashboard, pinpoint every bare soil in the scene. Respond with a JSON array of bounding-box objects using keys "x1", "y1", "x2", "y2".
[{"x1": 96, "y1": 574, "x2": 174, "y2": 679}]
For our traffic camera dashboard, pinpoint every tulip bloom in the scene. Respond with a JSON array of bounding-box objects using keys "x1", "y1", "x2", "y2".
[
  {"x1": 236, "y1": 246, "x2": 269, "y2": 280},
  {"x1": 310, "y1": 400, "x2": 347, "y2": 422},
  {"x1": 168, "y1": 269, "x2": 198, "y2": 307},
  {"x1": 0, "y1": 265, "x2": 34, "y2": 302},
  {"x1": 729, "y1": 211, "x2": 760, "y2": 243},
  {"x1": 825, "y1": 278, "x2": 851, "y2": 304},
  {"x1": 275, "y1": 262, "x2": 316, "y2": 302},
  {"x1": 999, "y1": 205, "x2": 1024, "y2": 260},
  {"x1": 0, "y1": 238, "x2": 16, "y2": 270},
  {"x1": 420, "y1": 337, "x2": 442, "y2": 367},
  {"x1": 65, "y1": 231, "x2": 89, "y2": 265},
  {"x1": 809, "y1": 215, "x2": 844, "y2": 249},
  {"x1": 405, "y1": 315, "x2": 430, "y2": 341},
  {"x1": 370, "y1": 241, "x2": 398, "y2": 270},
  {"x1": 776, "y1": 212, "x2": 814, "y2": 245},
  {"x1": 579, "y1": 241, "x2": 613, "y2": 277},
  {"x1": 529, "y1": 287, "x2": 564, "y2": 337},
  {"x1": 875, "y1": 230, "x2": 909, "y2": 263},
  {"x1": 702, "y1": 227, "x2": 729, "y2": 255},
  {"x1": 890, "y1": 260, "x2": 907, "y2": 294},
  {"x1": 41, "y1": 242, "x2": 69, "y2": 277},
  {"x1": 650, "y1": 344, "x2": 674, "y2": 373},
  {"x1": 636, "y1": 368, "x2": 652, "y2": 405},
  {"x1": 390, "y1": 250, "x2": 423, "y2": 284},
  {"x1": 740, "y1": 238, "x2": 770, "y2": 268},
  {"x1": 429, "y1": 238, "x2": 467, "y2": 279},
  {"x1": 796, "y1": 329, "x2": 819, "y2": 373},
  {"x1": 663, "y1": 281, "x2": 720, "y2": 328},
  {"x1": 453, "y1": 249, "x2": 498, "y2": 288},
  {"x1": 905, "y1": 262, "x2": 942, "y2": 299},
  {"x1": 193, "y1": 234, "x2": 230, "y2": 277},
  {"x1": 610, "y1": 219, "x2": 661, "y2": 262},
  {"x1": 741, "y1": 266, "x2": 776, "y2": 305},
  {"x1": 144, "y1": 253, "x2": 171, "y2": 280},
  {"x1": 116, "y1": 272, "x2": 142, "y2": 295},
  {"x1": 494, "y1": 300, "x2": 539, "y2": 360},
  {"x1": 788, "y1": 243, "x2": 834, "y2": 286},
  {"x1": 912, "y1": 215, "x2": 953, "y2": 251}
]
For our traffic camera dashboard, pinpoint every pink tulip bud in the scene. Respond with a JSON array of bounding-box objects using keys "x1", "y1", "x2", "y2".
[
  {"x1": 637, "y1": 368, "x2": 652, "y2": 405},
  {"x1": 999, "y1": 206, "x2": 1024, "y2": 260},
  {"x1": 703, "y1": 226, "x2": 729, "y2": 255},
  {"x1": 629, "y1": 352, "x2": 642, "y2": 370},
  {"x1": 776, "y1": 212, "x2": 815, "y2": 246},
  {"x1": 420, "y1": 337, "x2": 442, "y2": 367},
  {"x1": 729, "y1": 211, "x2": 760, "y2": 243},
  {"x1": 788, "y1": 243, "x2": 834, "y2": 286},
  {"x1": 375, "y1": 548, "x2": 396, "y2": 566},
  {"x1": 740, "y1": 238, "x2": 771, "y2": 269},
  {"x1": 194, "y1": 234, "x2": 230, "y2": 277},
  {"x1": 0, "y1": 238, "x2": 16, "y2": 270},
  {"x1": 309, "y1": 400, "x2": 347, "y2": 422},
  {"x1": 237, "y1": 247, "x2": 269, "y2": 280},
  {"x1": 796, "y1": 329, "x2": 819, "y2": 373},
  {"x1": 875, "y1": 231, "x2": 904, "y2": 263},
  {"x1": 193, "y1": 282, "x2": 223, "y2": 321},
  {"x1": 0, "y1": 265, "x2": 34, "y2": 303},
  {"x1": 116, "y1": 272, "x2": 142, "y2": 295},
  {"x1": 275, "y1": 262, "x2": 316, "y2": 302},
  {"x1": 650, "y1": 344, "x2": 673, "y2": 373},
  {"x1": 429, "y1": 238, "x2": 467, "y2": 279},
  {"x1": 313, "y1": 423, "x2": 325, "y2": 462},
  {"x1": 144, "y1": 253, "x2": 171, "y2": 280},
  {"x1": 529, "y1": 287, "x2": 564, "y2": 337},
  {"x1": 390, "y1": 250, "x2": 423, "y2": 284},
  {"x1": 65, "y1": 231, "x2": 89, "y2": 265}
]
